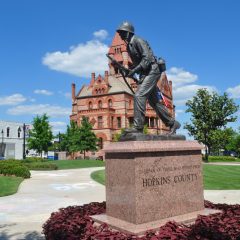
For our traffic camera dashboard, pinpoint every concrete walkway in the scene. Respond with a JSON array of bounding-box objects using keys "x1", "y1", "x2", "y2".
[
  {"x1": 0, "y1": 168, "x2": 105, "y2": 240},
  {"x1": 0, "y1": 164, "x2": 240, "y2": 239}
]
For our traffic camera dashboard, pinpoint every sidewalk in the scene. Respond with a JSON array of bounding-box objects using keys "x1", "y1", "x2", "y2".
[{"x1": 0, "y1": 168, "x2": 105, "y2": 240}]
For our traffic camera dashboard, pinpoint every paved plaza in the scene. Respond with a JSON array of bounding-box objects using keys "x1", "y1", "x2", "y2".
[{"x1": 0, "y1": 165, "x2": 239, "y2": 240}]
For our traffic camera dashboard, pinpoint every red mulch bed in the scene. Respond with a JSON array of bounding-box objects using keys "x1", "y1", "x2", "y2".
[{"x1": 42, "y1": 201, "x2": 240, "y2": 240}]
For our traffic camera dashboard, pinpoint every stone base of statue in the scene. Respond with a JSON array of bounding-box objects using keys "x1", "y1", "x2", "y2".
[{"x1": 92, "y1": 135, "x2": 220, "y2": 235}]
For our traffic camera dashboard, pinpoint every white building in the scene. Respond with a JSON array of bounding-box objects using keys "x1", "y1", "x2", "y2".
[{"x1": 0, "y1": 120, "x2": 31, "y2": 160}]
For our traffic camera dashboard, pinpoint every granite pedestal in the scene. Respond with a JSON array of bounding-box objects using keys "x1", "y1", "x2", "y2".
[{"x1": 92, "y1": 138, "x2": 219, "y2": 235}]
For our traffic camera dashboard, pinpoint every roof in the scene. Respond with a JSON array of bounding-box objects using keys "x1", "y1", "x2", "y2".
[{"x1": 77, "y1": 75, "x2": 133, "y2": 98}]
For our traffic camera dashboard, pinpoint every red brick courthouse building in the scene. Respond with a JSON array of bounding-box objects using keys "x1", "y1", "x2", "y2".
[{"x1": 70, "y1": 33, "x2": 175, "y2": 158}]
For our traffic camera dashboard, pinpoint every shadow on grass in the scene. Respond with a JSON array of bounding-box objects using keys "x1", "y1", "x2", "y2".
[{"x1": 0, "y1": 224, "x2": 45, "y2": 240}]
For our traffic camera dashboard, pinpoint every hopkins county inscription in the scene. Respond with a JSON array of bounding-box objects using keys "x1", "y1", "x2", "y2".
[{"x1": 140, "y1": 164, "x2": 201, "y2": 187}]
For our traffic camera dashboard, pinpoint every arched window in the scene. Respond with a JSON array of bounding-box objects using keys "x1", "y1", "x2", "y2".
[
  {"x1": 6, "y1": 127, "x2": 10, "y2": 137},
  {"x1": 98, "y1": 100, "x2": 102, "y2": 109},
  {"x1": 88, "y1": 101, "x2": 93, "y2": 110},
  {"x1": 108, "y1": 99, "x2": 112, "y2": 108}
]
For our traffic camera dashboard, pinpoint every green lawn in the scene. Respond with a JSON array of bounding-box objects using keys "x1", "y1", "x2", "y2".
[
  {"x1": 91, "y1": 165, "x2": 240, "y2": 190},
  {"x1": 47, "y1": 159, "x2": 105, "y2": 170},
  {"x1": 203, "y1": 165, "x2": 240, "y2": 190},
  {"x1": 0, "y1": 176, "x2": 24, "y2": 197},
  {"x1": 91, "y1": 169, "x2": 105, "y2": 185}
]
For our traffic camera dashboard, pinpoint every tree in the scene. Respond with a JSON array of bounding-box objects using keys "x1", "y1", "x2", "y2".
[
  {"x1": 226, "y1": 129, "x2": 240, "y2": 157},
  {"x1": 78, "y1": 117, "x2": 98, "y2": 159},
  {"x1": 184, "y1": 89, "x2": 239, "y2": 161},
  {"x1": 209, "y1": 128, "x2": 235, "y2": 155},
  {"x1": 63, "y1": 118, "x2": 98, "y2": 159},
  {"x1": 63, "y1": 121, "x2": 81, "y2": 159},
  {"x1": 27, "y1": 114, "x2": 53, "y2": 157}
]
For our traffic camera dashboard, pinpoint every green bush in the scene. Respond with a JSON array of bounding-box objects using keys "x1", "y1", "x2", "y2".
[
  {"x1": 208, "y1": 156, "x2": 240, "y2": 162},
  {"x1": 0, "y1": 161, "x2": 30, "y2": 178},
  {"x1": 24, "y1": 162, "x2": 58, "y2": 170},
  {"x1": 23, "y1": 157, "x2": 47, "y2": 163}
]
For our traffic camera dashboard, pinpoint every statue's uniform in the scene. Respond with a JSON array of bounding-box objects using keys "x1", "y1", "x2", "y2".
[{"x1": 127, "y1": 35, "x2": 175, "y2": 130}]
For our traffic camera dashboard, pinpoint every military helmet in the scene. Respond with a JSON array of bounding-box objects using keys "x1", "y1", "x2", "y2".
[{"x1": 117, "y1": 21, "x2": 135, "y2": 34}]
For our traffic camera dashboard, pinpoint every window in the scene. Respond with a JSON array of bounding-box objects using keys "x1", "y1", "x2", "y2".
[
  {"x1": 128, "y1": 117, "x2": 134, "y2": 127},
  {"x1": 98, "y1": 100, "x2": 102, "y2": 108},
  {"x1": 98, "y1": 116, "x2": 103, "y2": 128},
  {"x1": 98, "y1": 137, "x2": 103, "y2": 149},
  {"x1": 6, "y1": 127, "x2": 10, "y2": 137},
  {"x1": 108, "y1": 99, "x2": 112, "y2": 108},
  {"x1": 117, "y1": 117, "x2": 121, "y2": 128},
  {"x1": 18, "y1": 127, "x2": 21, "y2": 138},
  {"x1": 89, "y1": 101, "x2": 93, "y2": 110},
  {"x1": 111, "y1": 116, "x2": 114, "y2": 128},
  {"x1": 150, "y1": 118, "x2": 155, "y2": 128}
]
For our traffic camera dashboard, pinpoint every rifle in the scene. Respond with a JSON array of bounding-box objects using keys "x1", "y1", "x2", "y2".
[{"x1": 106, "y1": 54, "x2": 137, "y2": 94}]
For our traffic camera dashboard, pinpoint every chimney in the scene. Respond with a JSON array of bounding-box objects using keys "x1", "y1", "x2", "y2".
[
  {"x1": 90, "y1": 73, "x2": 95, "y2": 86},
  {"x1": 71, "y1": 83, "x2": 76, "y2": 101}
]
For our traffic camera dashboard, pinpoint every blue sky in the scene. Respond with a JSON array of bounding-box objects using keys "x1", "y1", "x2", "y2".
[{"x1": 0, "y1": 0, "x2": 239, "y2": 136}]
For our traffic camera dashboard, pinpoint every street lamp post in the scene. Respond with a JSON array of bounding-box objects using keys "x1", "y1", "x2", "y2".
[
  {"x1": 1, "y1": 130, "x2": 4, "y2": 158},
  {"x1": 23, "y1": 123, "x2": 26, "y2": 159},
  {"x1": 1, "y1": 130, "x2": 3, "y2": 144}
]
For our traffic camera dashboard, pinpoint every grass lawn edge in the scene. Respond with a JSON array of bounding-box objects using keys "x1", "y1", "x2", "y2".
[{"x1": 0, "y1": 176, "x2": 24, "y2": 197}]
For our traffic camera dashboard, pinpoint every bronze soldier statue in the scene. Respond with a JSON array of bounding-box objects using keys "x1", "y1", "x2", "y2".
[{"x1": 116, "y1": 21, "x2": 180, "y2": 135}]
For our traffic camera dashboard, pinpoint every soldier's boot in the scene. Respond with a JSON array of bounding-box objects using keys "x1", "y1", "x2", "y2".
[
  {"x1": 124, "y1": 127, "x2": 143, "y2": 134},
  {"x1": 168, "y1": 120, "x2": 181, "y2": 135}
]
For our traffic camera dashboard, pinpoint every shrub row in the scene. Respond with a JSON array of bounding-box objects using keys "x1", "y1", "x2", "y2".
[
  {"x1": 42, "y1": 201, "x2": 240, "y2": 240},
  {"x1": 24, "y1": 162, "x2": 58, "y2": 170},
  {"x1": 0, "y1": 161, "x2": 30, "y2": 178},
  {"x1": 208, "y1": 155, "x2": 239, "y2": 162},
  {"x1": 0, "y1": 158, "x2": 58, "y2": 177},
  {"x1": 23, "y1": 157, "x2": 48, "y2": 163}
]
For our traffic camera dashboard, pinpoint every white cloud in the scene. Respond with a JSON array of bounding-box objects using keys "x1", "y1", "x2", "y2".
[
  {"x1": 50, "y1": 121, "x2": 67, "y2": 127},
  {"x1": 58, "y1": 91, "x2": 72, "y2": 99},
  {"x1": 64, "y1": 92, "x2": 71, "y2": 99},
  {"x1": 50, "y1": 121, "x2": 68, "y2": 134},
  {"x1": 167, "y1": 67, "x2": 198, "y2": 87},
  {"x1": 42, "y1": 39, "x2": 108, "y2": 78},
  {"x1": 173, "y1": 84, "x2": 217, "y2": 106},
  {"x1": 93, "y1": 29, "x2": 108, "y2": 40},
  {"x1": 34, "y1": 89, "x2": 53, "y2": 96},
  {"x1": 226, "y1": 85, "x2": 240, "y2": 98},
  {"x1": 167, "y1": 67, "x2": 217, "y2": 107},
  {"x1": 0, "y1": 94, "x2": 26, "y2": 106},
  {"x1": 175, "y1": 109, "x2": 184, "y2": 117},
  {"x1": 7, "y1": 104, "x2": 71, "y2": 117}
]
